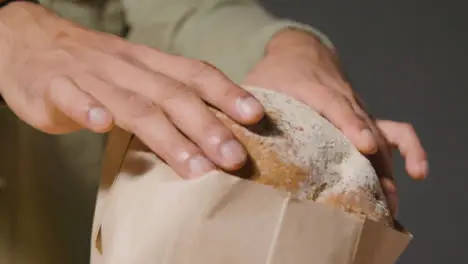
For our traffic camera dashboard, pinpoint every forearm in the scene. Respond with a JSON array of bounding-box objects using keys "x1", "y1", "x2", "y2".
[{"x1": 122, "y1": 0, "x2": 333, "y2": 83}]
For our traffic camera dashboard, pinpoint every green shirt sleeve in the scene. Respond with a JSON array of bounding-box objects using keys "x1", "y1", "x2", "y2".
[
  {"x1": 42, "y1": 0, "x2": 333, "y2": 83},
  {"x1": 38, "y1": 0, "x2": 127, "y2": 35},
  {"x1": 122, "y1": 0, "x2": 333, "y2": 83}
]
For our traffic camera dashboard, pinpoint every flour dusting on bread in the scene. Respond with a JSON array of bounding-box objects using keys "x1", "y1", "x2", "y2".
[{"x1": 213, "y1": 86, "x2": 392, "y2": 225}]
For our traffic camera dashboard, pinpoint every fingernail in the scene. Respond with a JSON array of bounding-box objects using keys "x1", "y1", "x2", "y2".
[
  {"x1": 188, "y1": 155, "x2": 215, "y2": 178},
  {"x1": 236, "y1": 96, "x2": 263, "y2": 119},
  {"x1": 220, "y1": 139, "x2": 247, "y2": 166},
  {"x1": 414, "y1": 160, "x2": 429, "y2": 179},
  {"x1": 360, "y1": 128, "x2": 377, "y2": 152},
  {"x1": 88, "y1": 107, "x2": 109, "y2": 125}
]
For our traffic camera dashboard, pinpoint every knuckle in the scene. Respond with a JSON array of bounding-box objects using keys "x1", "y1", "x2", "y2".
[
  {"x1": 352, "y1": 116, "x2": 367, "y2": 127},
  {"x1": 159, "y1": 82, "x2": 194, "y2": 106},
  {"x1": 204, "y1": 124, "x2": 234, "y2": 146},
  {"x1": 352, "y1": 107, "x2": 368, "y2": 120},
  {"x1": 177, "y1": 145, "x2": 204, "y2": 163},
  {"x1": 127, "y1": 44, "x2": 158, "y2": 59},
  {"x1": 400, "y1": 122, "x2": 415, "y2": 133},
  {"x1": 125, "y1": 98, "x2": 159, "y2": 129},
  {"x1": 322, "y1": 91, "x2": 349, "y2": 113},
  {"x1": 338, "y1": 93, "x2": 354, "y2": 106},
  {"x1": 186, "y1": 60, "x2": 242, "y2": 102},
  {"x1": 318, "y1": 91, "x2": 371, "y2": 130},
  {"x1": 53, "y1": 29, "x2": 74, "y2": 44},
  {"x1": 187, "y1": 60, "x2": 220, "y2": 83},
  {"x1": 220, "y1": 83, "x2": 247, "y2": 100}
]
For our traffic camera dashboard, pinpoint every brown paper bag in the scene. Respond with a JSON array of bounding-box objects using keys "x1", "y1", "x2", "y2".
[
  {"x1": 91, "y1": 83, "x2": 414, "y2": 264},
  {"x1": 90, "y1": 126, "x2": 411, "y2": 264}
]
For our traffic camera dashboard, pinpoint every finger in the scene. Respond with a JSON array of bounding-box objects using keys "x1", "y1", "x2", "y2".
[
  {"x1": 70, "y1": 49, "x2": 249, "y2": 170},
  {"x1": 65, "y1": 40, "x2": 263, "y2": 125},
  {"x1": 46, "y1": 75, "x2": 113, "y2": 133},
  {"x1": 376, "y1": 120, "x2": 428, "y2": 180},
  {"x1": 74, "y1": 74, "x2": 216, "y2": 178},
  {"x1": 159, "y1": 86, "x2": 248, "y2": 171},
  {"x1": 121, "y1": 47, "x2": 265, "y2": 124},
  {"x1": 299, "y1": 85, "x2": 378, "y2": 153},
  {"x1": 131, "y1": 106, "x2": 216, "y2": 179},
  {"x1": 131, "y1": 107, "x2": 217, "y2": 179},
  {"x1": 380, "y1": 177, "x2": 399, "y2": 216}
]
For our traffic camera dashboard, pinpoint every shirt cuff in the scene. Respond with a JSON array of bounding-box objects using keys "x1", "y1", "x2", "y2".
[{"x1": 253, "y1": 19, "x2": 335, "y2": 57}]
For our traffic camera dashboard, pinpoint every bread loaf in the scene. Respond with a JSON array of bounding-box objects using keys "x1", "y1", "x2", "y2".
[{"x1": 213, "y1": 86, "x2": 394, "y2": 226}]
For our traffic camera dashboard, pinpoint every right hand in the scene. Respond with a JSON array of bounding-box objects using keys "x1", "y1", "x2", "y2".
[
  {"x1": 368, "y1": 120, "x2": 428, "y2": 215},
  {"x1": 0, "y1": 2, "x2": 265, "y2": 178}
]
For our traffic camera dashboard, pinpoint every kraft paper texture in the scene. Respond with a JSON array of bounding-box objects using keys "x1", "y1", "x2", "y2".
[{"x1": 90, "y1": 128, "x2": 411, "y2": 264}]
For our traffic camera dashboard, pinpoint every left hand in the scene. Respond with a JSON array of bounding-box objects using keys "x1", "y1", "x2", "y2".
[{"x1": 244, "y1": 29, "x2": 428, "y2": 215}]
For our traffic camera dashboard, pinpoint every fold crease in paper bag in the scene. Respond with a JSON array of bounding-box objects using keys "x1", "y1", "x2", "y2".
[{"x1": 91, "y1": 128, "x2": 412, "y2": 264}]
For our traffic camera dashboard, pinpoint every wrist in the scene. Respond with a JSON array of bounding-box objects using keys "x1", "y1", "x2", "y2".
[{"x1": 266, "y1": 28, "x2": 336, "y2": 57}]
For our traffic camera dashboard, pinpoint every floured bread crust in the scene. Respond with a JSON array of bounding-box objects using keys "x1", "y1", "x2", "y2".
[{"x1": 213, "y1": 86, "x2": 393, "y2": 226}]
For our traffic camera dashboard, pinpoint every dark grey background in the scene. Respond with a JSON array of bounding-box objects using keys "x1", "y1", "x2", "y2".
[{"x1": 259, "y1": 0, "x2": 467, "y2": 263}]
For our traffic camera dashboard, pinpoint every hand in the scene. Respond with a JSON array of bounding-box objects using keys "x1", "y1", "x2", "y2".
[
  {"x1": 366, "y1": 120, "x2": 427, "y2": 214},
  {"x1": 0, "y1": 2, "x2": 265, "y2": 178},
  {"x1": 245, "y1": 29, "x2": 428, "y2": 214}
]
